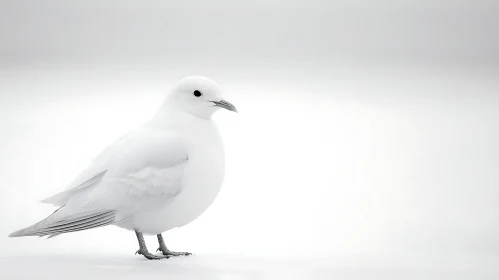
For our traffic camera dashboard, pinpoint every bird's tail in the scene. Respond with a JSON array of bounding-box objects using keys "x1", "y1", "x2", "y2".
[{"x1": 9, "y1": 208, "x2": 116, "y2": 238}]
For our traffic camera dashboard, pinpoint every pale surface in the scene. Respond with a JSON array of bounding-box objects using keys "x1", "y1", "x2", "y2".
[
  {"x1": 1, "y1": 254, "x2": 498, "y2": 280},
  {"x1": 1, "y1": 67, "x2": 499, "y2": 259}
]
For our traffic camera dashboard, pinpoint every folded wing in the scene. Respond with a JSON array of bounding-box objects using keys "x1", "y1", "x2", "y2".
[{"x1": 10, "y1": 129, "x2": 189, "y2": 237}]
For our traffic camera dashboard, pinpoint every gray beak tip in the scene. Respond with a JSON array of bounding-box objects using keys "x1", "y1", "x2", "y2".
[{"x1": 214, "y1": 99, "x2": 238, "y2": 113}]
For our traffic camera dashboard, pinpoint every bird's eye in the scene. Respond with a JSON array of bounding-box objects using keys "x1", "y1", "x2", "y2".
[{"x1": 193, "y1": 90, "x2": 203, "y2": 97}]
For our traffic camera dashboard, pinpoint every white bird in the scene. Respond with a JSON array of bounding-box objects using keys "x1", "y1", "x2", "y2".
[{"x1": 9, "y1": 76, "x2": 237, "y2": 260}]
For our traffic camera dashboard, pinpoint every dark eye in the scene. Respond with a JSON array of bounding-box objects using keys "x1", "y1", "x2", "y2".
[{"x1": 193, "y1": 90, "x2": 203, "y2": 97}]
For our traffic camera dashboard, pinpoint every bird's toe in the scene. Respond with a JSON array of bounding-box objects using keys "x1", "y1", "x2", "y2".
[
  {"x1": 136, "y1": 249, "x2": 169, "y2": 260},
  {"x1": 161, "y1": 250, "x2": 192, "y2": 256}
]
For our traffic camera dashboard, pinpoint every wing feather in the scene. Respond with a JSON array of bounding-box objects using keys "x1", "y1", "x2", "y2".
[
  {"x1": 9, "y1": 210, "x2": 116, "y2": 237},
  {"x1": 10, "y1": 128, "x2": 189, "y2": 238}
]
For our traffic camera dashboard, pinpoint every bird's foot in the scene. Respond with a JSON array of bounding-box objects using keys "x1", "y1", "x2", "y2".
[
  {"x1": 135, "y1": 249, "x2": 170, "y2": 260},
  {"x1": 156, "y1": 247, "x2": 192, "y2": 257}
]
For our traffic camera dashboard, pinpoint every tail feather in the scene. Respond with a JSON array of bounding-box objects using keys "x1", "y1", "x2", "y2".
[
  {"x1": 9, "y1": 209, "x2": 116, "y2": 238},
  {"x1": 46, "y1": 210, "x2": 114, "y2": 230},
  {"x1": 36, "y1": 215, "x2": 116, "y2": 236},
  {"x1": 30, "y1": 211, "x2": 115, "y2": 235},
  {"x1": 46, "y1": 217, "x2": 116, "y2": 238}
]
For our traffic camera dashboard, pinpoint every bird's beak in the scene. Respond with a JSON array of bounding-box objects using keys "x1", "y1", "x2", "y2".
[{"x1": 213, "y1": 99, "x2": 238, "y2": 113}]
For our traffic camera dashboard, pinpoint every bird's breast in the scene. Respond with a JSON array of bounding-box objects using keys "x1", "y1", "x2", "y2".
[
  {"x1": 115, "y1": 121, "x2": 227, "y2": 234},
  {"x1": 160, "y1": 122, "x2": 226, "y2": 229}
]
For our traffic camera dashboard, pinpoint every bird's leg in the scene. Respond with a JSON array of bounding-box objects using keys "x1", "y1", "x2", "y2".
[
  {"x1": 134, "y1": 229, "x2": 169, "y2": 260},
  {"x1": 156, "y1": 233, "x2": 192, "y2": 256}
]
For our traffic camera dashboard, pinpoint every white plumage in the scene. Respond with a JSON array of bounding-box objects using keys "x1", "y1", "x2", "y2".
[{"x1": 9, "y1": 76, "x2": 237, "y2": 251}]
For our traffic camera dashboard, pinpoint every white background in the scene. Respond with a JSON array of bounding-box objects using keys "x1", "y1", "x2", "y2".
[{"x1": 1, "y1": 0, "x2": 498, "y2": 279}]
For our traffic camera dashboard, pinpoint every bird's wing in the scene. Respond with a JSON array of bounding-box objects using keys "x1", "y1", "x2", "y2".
[
  {"x1": 9, "y1": 209, "x2": 117, "y2": 238},
  {"x1": 10, "y1": 130, "x2": 189, "y2": 237},
  {"x1": 87, "y1": 131, "x2": 189, "y2": 214},
  {"x1": 41, "y1": 132, "x2": 133, "y2": 206}
]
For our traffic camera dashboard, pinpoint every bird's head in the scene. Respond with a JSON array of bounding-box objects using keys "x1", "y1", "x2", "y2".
[{"x1": 166, "y1": 76, "x2": 237, "y2": 119}]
